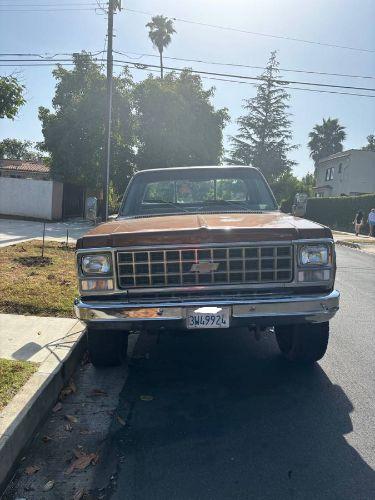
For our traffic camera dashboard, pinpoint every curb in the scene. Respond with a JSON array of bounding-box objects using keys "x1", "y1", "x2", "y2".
[
  {"x1": 0, "y1": 323, "x2": 87, "y2": 493},
  {"x1": 335, "y1": 240, "x2": 361, "y2": 249}
]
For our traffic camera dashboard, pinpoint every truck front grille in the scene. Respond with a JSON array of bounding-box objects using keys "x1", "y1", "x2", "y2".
[{"x1": 117, "y1": 245, "x2": 293, "y2": 289}]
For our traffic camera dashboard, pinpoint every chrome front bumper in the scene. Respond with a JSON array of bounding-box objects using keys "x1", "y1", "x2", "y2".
[{"x1": 74, "y1": 290, "x2": 340, "y2": 329}]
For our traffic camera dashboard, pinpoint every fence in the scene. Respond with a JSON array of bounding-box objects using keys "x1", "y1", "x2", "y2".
[
  {"x1": 0, "y1": 177, "x2": 63, "y2": 220},
  {"x1": 305, "y1": 194, "x2": 375, "y2": 232}
]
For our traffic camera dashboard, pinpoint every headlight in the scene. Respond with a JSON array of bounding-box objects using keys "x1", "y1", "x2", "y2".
[
  {"x1": 81, "y1": 254, "x2": 112, "y2": 275},
  {"x1": 299, "y1": 245, "x2": 329, "y2": 266}
]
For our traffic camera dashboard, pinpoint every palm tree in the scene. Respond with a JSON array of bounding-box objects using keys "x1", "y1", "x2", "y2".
[
  {"x1": 308, "y1": 118, "x2": 346, "y2": 164},
  {"x1": 146, "y1": 15, "x2": 176, "y2": 79}
]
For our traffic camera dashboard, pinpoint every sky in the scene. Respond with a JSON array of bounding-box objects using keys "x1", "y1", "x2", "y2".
[{"x1": 0, "y1": 0, "x2": 374, "y2": 177}]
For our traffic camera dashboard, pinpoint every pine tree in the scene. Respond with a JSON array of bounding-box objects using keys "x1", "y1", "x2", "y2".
[{"x1": 228, "y1": 51, "x2": 297, "y2": 181}]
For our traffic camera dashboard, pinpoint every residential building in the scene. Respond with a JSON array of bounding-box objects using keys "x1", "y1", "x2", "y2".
[
  {"x1": 0, "y1": 159, "x2": 50, "y2": 180},
  {"x1": 314, "y1": 149, "x2": 375, "y2": 197}
]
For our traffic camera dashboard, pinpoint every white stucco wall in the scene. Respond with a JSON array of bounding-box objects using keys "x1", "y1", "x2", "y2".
[
  {"x1": 316, "y1": 150, "x2": 375, "y2": 197},
  {"x1": 0, "y1": 177, "x2": 63, "y2": 220}
]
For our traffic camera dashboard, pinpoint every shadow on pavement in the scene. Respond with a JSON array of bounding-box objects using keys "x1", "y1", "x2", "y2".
[{"x1": 108, "y1": 328, "x2": 375, "y2": 500}]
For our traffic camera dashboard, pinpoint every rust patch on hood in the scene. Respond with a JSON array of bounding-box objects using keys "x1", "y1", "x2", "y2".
[{"x1": 76, "y1": 212, "x2": 332, "y2": 249}]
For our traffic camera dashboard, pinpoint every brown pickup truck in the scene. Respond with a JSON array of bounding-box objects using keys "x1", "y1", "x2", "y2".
[{"x1": 74, "y1": 166, "x2": 339, "y2": 367}]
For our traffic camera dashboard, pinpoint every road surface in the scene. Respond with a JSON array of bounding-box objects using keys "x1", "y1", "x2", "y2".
[{"x1": 5, "y1": 246, "x2": 375, "y2": 499}]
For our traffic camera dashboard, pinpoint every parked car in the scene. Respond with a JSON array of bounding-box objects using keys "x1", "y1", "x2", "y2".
[{"x1": 74, "y1": 166, "x2": 339, "y2": 367}]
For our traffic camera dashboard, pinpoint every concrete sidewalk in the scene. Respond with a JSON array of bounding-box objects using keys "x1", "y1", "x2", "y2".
[
  {"x1": 0, "y1": 218, "x2": 93, "y2": 248},
  {"x1": 0, "y1": 314, "x2": 83, "y2": 363},
  {"x1": 0, "y1": 314, "x2": 86, "y2": 490},
  {"x1": 332, "y1": 230, "x2": 375, "y2": 254}
]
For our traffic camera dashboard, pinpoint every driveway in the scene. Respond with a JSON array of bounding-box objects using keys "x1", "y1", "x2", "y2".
[{"x1": 0, "y1": 218, "x2": 93, "y2": 247}]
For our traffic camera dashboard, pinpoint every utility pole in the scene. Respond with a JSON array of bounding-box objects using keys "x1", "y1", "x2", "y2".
[{"x1": 102, "y1": 0, "x2": 121, "y2": 221}]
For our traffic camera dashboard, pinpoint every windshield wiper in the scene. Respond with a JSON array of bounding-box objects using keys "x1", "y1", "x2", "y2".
[
  {"x1": 144, "y1": 199, "x2": 191, "y2": 213},
  {"x1": 202, "y1": 199, "x2": 252, "y2": 210}
]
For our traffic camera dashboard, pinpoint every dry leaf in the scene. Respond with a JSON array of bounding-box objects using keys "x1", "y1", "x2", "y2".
[
  {"x1": 42, "y1": 435, "x2": 52, "y2": 443},
  {"x1": 117, "y1": 415, "x2": 126, "y2": 426},
  {"x1": 90, "y1": 388, "x2": 107, "y2": 397},
  {"x1": 79, "y1": 428, "x2": 93, "y2": 435},
  {"x1": 52, "y1": 402, "x2": 63, "y2": 413},
  {"x1": 65, "y1": 452, "x2": 98, "y2": 475},
  {"x1": 43, "y1": 480, "x2": 55, "y2": 492},
  {"x1": 25, "y1": 465, "x2": 40, "y2": 475},
  {"x1": 65, "y1": 414, "x2": 78, "y2": 424},
  {"x1": 73, "y1": 489, "x2": 85, "y2": 500},
  {"x1": 140, "y1": 395, "x2": 154, "y2": 401},
  {"x1": 59, "y1": 379, "x2": 77, "y2": 400}
]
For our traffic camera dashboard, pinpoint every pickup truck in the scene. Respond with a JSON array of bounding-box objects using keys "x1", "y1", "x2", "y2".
[{"x1": 74, "y1": 166, "x2": 340, "y2": 367}]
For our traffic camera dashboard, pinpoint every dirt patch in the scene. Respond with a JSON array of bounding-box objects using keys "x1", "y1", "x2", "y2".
[{"x1": 14, "y1": 256, "x2": 53, "y2": 267}]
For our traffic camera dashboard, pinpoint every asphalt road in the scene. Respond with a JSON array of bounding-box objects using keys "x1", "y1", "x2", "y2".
[
  {"x1": 5, "y1": 246, "x2": 375, "y2": 499},
  {"x1": 107, "y1": 246, "x2": 375, "y2": 500}
]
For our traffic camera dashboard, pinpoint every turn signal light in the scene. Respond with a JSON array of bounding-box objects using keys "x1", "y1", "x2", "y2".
[
  {"x1": 81, "y1": 279, "x2": 114, "y2": 291},
  {"x1": 298, "y1": 270, "x2": 331, "y2": 282}
]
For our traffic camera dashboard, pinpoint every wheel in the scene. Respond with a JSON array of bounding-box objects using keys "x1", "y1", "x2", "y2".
[
  {"x1": 275, "y1": 322, "x2": 329, "y2": 363},
  {"x1": 87, "y1": 328, "x2": 128, "y2": 367}
]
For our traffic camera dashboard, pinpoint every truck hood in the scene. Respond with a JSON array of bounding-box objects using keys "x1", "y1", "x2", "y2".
[{"x1": 76, "y1": 212, "x2": 332, "y2": 249}]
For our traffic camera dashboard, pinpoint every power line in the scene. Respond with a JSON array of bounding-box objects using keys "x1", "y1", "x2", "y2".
[
  {"x1": 113, "y1": 50, "x2": 375, "y2": 81},
  {"x1": 2, "y1": 57, "x2": 375, "y2": 92},
  {"x1": 111, "y1": 59, "x2": 375, "y2": 92},
  {"x1": 1, "y1": 59, "x2": 374, "y2": 98},
  {"x1": 0, "y1": 2, "x2": 97, "y2": 5},
  {"x1": 0, "y1": 7, "x2": 98, "y2": 11},
  {"x1": 1, "y1": 50, "x2": 373, "y2": 81},
  {"x1": 123, "y1": 7, "x2": 375, "y2": 54}
]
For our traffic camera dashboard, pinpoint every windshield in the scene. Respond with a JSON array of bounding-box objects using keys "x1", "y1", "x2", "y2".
[{"x1": 120, "y1": 168, "x2": 278, "y2": 218}]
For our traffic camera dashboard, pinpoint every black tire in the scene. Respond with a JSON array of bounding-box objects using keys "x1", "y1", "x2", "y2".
[
  {"x1": 275, "y1": 322, "x2": 329, "y2": 363},
  {"x1": 87, "y1": 328, "x2": 128, "y2": 368}
]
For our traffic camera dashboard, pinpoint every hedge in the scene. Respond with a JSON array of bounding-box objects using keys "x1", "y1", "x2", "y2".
[{"x1": 305, "y1": 194, "x2": 375, "y2": 232}]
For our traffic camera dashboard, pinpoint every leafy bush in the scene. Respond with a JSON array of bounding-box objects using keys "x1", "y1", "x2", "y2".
[{"x1": 305, "y1": 194, "x2": 375, "y2": 231}]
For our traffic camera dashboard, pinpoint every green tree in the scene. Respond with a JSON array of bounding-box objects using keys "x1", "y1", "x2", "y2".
[
  {"x1": 133, "y1": 70, "x2": 229, "y2": 169},
  {"x1": 271, "y1": 171, "x2": 315, "y2": 213},
  {"x1": 39, "y1": 53, "x2": 136, "y2": 193},
  {"x1": 362, "y1": 134, "x2": 375, "y2": 151},
  {"x1": 228, "y1": 51, "x2": 297, "y2": 181},
  {"x1": 0, "y1": 138, "x2": 39, "y2": 160},
  {"x1": 0, "y1": 76, "x2": 25, "y2": 119},
  {"x1": 308, "y1": 117, "x2": 346, "y2": 164},
  {"x1": 146, "y1": 15, "x2": 176, "y2": 79}
]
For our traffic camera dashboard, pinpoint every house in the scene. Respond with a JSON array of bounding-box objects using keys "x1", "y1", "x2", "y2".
[
  {"x1": 314, "y1": 149, "x2": 375, "y2": 197},
  {"x1": 0, "y1": 158, "x2": 50, "y2": 180},
  {"x1": 0, "y1": 159, "x2": 86, "y2": 220}
]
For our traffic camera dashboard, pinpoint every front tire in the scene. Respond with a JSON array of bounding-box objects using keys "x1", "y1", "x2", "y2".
[
  {"x1": 87, "y1": 328, "x2": 128, "y2": 368},
  {"x1": 275, "y1": 322, "x2": 329, "y2": 363}
]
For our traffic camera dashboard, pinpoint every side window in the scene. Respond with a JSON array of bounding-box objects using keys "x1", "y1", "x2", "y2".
[
  {"x1": 325, "y1": 169, "x2": 330, "y2": 181},
  {"x1": 329, "y1": 167, "x2": 334, "y2": 180},
  {"x1": 338, "y1": 163, "x2": 342, "y2": 174}
]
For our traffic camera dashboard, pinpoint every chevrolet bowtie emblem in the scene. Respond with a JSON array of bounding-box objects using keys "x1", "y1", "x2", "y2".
[{"x1": 190, "y1": 261, "x2": 219, "y2": 273}]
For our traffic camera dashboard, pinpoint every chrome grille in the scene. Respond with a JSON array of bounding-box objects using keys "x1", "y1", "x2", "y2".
[{"x1": 117, "y1": 245, "x2": 293, "y2": 289}]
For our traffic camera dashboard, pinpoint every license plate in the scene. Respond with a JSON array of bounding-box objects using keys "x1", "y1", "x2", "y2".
[{"x1": 186, "y1": 306, "x2": 230, "y2": 329}]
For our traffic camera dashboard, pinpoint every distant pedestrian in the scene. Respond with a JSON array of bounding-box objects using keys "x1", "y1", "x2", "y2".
[
  {"x1": 368, "y1": 208, "x2": 375, "y2": 237},
  {"x1": 353, "y1": 210, "x2": 364, "y2": 236}
]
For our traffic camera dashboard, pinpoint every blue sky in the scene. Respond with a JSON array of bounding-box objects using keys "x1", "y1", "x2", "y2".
[{"x1": 0, "y1": 0, "x2": 374, "y2": 177}]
